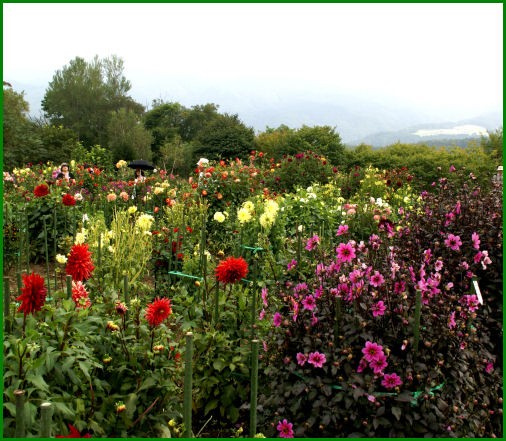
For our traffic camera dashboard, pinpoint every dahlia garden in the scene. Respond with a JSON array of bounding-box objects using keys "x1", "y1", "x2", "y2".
[{"x1": 2, "y1": 153, "x2": 503, "y2": 438}]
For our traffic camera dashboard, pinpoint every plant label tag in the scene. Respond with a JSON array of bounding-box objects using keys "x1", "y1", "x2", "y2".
[{"x1": 472, "y1": 279, "x2": 483, "y2": 305}]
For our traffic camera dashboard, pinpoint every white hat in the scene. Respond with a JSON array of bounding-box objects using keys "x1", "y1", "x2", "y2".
[{"x1": 497, "y1": 166, "x2": 503, "y2": 171}]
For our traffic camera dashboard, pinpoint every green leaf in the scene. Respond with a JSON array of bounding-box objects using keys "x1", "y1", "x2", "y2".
[
  {"x1": 52, "y1": 401, "x2": 75, "y2": 418},
  {"x1": 227, "y1": 405, "x2": 239, "y2": 423},
  {"x1": 138, "y1": 376, "x2": 157, "y2": 392},
  {"x1": 213, "y1": 359, "x2": 225, "y2": 372},
  {"x1": 25, "y1": 373, "x2": 50, "y2": 392},
  {"x1": 204, "y1": 399, "x2": 218, "y2": 414},
  {"x1": 3, "y1": 402, "x2": 16, "y2": 416},
  {"x1": 391, "y1": 406, "x2": 402, "y2": 421},
  {"x1": 78, "y1": 361, "x2": 91, "y2": 381}
]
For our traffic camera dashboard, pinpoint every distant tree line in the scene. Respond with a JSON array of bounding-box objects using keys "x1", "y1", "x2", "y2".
[{"x1": 3, "y1": 55, "x2": 502, "y2": 180}]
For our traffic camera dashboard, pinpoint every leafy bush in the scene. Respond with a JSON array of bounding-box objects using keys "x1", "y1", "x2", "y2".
[{"x1": 256, "y1": 168, "x2": 503, "y2": 437}]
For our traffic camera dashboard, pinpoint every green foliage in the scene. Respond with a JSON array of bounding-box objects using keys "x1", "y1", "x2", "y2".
[
  {"x1": 255, "y1": 125, "x2": 345, "y2": 165},
  {"x1": 345, "y1": 142, "x2": 497, "y2": 190},
  {"x1": 297, "y1": 125, "x2": 345, "y2": 166},
  {"x1": 71, "y1": 144, "x2": 113, "y2": 171},
  {"x1": 3, "y1": 291, "x2": 183, "y2": 438},
  {"x1": 193, "y1": 113, "x2": 255, "y2": 162},
  {"x1": 263, "y1": 151, "x2": 335, "y2": 194},
  {"x1": 106, "y1": 108, "x2": 153, "y2": 163},
  {"x1": 37, "y1": 124, "x2": 80, "y2": 165},
  {"x1": 3, "y1": 86, "x2": 44, "y2": 168},
  {"x1": 480, "y1": 127, "x2": 503, "y2": 163},
  {"x1": 42, "y1": 55, "x2": 144, "y2": 148}
]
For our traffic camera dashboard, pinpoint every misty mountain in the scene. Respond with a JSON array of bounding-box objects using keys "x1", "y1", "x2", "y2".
[
  {"x1": 15, "y1": 80, "x2": 502, "y2": 146},
  {"x1": 347, "y1": 112, "x2": 502, "y2": 147}
]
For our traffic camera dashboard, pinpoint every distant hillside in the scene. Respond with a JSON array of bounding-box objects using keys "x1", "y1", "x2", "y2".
[{"x1": 347, "y1": 112, "x2": 502, "y2": 147}]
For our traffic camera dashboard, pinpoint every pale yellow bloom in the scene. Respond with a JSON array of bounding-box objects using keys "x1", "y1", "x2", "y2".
[
  {"x1": 56, "y1": 254, "x2": 67, "y2": 264},
  {"x1": 213, "y1": 211, "x2": 226, "y2": 223},
  {"x1": 128, "y1": 206, "x2": 137, "y2": 215},
  {"x1": 243, "y1": 200, "x2": 255, "y2": 213},
  {"x1": 136, "y1": 213, "x2": 154, "y2": 231},
  {"x1": 75, "y1": 231, "x2": 86, "y2": 244},
  {"x1": 259, "y1": 212, "x2": 275, "y2": 229},
  {"x1": 153, "y1": 186, "x2": 164, "y2": 195},
  {"x1": 116, "y1": 160, "x2": 127, "y2": 169},
  {"x1": 237, "y1": 207, "x2": 252, "y2": 224}
]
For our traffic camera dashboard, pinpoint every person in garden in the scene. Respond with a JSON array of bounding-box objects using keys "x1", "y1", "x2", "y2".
[
  {"x1": 134, "y1": 168, "x2": 145, "y2": 183},
  {"x1": 56, "y1": 162, "x2": 75, "y2": 181}
]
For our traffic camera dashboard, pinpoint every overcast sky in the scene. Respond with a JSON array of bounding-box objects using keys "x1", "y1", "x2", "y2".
[{"x1": 3, "y1": 3, "x2": 503, "y2": 123}]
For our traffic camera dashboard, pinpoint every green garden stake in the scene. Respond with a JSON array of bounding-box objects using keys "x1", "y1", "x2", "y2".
[
  {"x1": 40, "y1": 402, "x2": 53, "y2": 437},
  {"x1": 98, "y1": 234, "x2": 102, "y2": 277},
  {"x1": 123, "y1": 275, "x2": 130, "y2": 321},
  {"x1": 16, "y1": 271, "x2": 22, "y2": 297},
  {"x1": 43, "y1": 218, "x2": 52, "y2": 299},
  {"x1": 250, "y1": 287, "x2": 257, "y2": 340},
  {"x1": 183, "y1": 331, "x2": 194, "y2": 438},
  {"x1": 249, "y1": 339, "x2": 260, "y2": 438},
  {"x1": 66, "y1": 275, "x2": 73, "y2": 298},
  {"x1": 14, "y1": 389, "x2": 26, "y2": 438},
  {"x1": 334, "y1": 296, "x2": 342, "y2": 344},
  {"x1": 214, "y1": 283, "x2": 220, "y2": 325},
  {"x1": 413, "y1": 290, "x2": 422, "y2": 356},
  {"x1": 4, "y1": 278, "x2": 12, "y2": 333}
]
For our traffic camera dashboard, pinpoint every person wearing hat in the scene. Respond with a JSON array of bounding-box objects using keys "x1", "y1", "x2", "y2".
[{"x1": 56, "y1": 163, "x2": 75, "y2": 181}]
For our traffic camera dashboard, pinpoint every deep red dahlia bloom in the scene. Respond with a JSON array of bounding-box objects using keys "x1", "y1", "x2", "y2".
[
  {"x1": 62, "y1": 193, "x2": 76, "y2": 206},
  {"x1": 16, "y1": 273, "x2": 47, "y2": 315},
  {"x1": 56, "y1": 423, "x2": 92, "y2": 438},
  {"x1": 34, "y1": 184, "x2": 50, "y2": 197},
  {"x1": 66, "y1": 244, "x2": 94, "y2": 282},
  {"x1": 145, "y1": 297, "x2": 172, "y2": 327},
  {"x1": 215, "y1": 256, "x2": 248, "y2": 284},
  {"x1": 71, "y1": 281, "x2": 91, "y2": 309}
]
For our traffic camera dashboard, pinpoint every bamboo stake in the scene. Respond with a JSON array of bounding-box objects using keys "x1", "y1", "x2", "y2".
[
  {"x1": 43, "y1": 218, "x2": 51, "y2": 299},
  {"x1": 123, "y1": 275, "x2": 130, "y2": 321},
  {"x1": 39, "y1": 402, "x2": 53, "y2": 437},
  {"x1": 14, "y1": 389, "x2": 26, "y2": 438},
  {"x1": 66, "y1": 275, "x2": 73, "y2": 299},
  {"x1": 249, "y1": 339, "x2": 259, "y2": 437},
  {"x1": 413, "y1": 290, "x2": 422, "y2": 356},
  {"x1": 183, "y1": 332, "x2": 194, "y2": 438},
  {"x1": 4, "y1": 278, "x2": 12, "y2": 333}
]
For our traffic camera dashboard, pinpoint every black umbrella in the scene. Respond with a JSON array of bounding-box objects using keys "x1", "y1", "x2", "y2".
[{"x1": 127, "y1": 159, "x2": 155, "y2": 170}]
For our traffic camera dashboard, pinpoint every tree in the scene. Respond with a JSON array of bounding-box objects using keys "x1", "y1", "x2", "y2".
[
  {"x1": 107, "y1": 108, "x2": 153, "y2": 163},
  {"x1": 193, "y1": 113, "x2": 255, "y2": 161},
  {"x1": 481, "y1": 127, "x2": 503, "y2": 163},
  {"x1": 42, "y1": 55, "x2": 144, "y2": 148},
  {"x1": 158, "y1": 135, "x2": 195, "y2": 176},
  {"x1": 296, "y1": 125, "x2": 345, "y2": 165},
  {"x1": 3, "y1": 85, "x2": 43, "y2": 168},
  {"x1": 254, "y1": 125, "x2": 299, "y2": 158}
]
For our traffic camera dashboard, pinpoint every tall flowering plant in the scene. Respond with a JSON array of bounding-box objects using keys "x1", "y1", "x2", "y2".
[{"x1": 257, "y1": 168, "x2": 502, "y2": 437}]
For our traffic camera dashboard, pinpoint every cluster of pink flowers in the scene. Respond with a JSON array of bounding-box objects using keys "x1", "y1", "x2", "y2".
[
  {"x1": 296, "y1": 351, "x2": 327, "y2": 368},
  {"x1": 305, "y1": 234, "x2": 321, "y2": 251},
  {"x1": 358, "y1": 341, "x2": 403, "y2": 389},
  {"x1": 358, "y1": 341, "x2": 388, "y2": 375}
]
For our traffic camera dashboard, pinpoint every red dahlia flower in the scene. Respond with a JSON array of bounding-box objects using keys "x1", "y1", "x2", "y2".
[
  {"x1": 145, "y1": 297, "x2": 172, "y2": 327},
  {"x1": 16, "y1": 273, "x2": 47, "y2": 315},
  {"x1": 33, "y1": 184, "x2": 50, "y2": 197},
  {"x1": 215, "y1": 256, "x2": 248, "y2": 284},
  {"x1": 66, "y1": 244, "x2": 94, "y2": 282},
  {"x1": 71, "y1": 281, "x2": 91, "y2": 309},
  {"x1": 56, "y1": 423, "x2": 92, "y2": 438},
  {"x1": 62, "y1": 193, "x2": 76, "y2": 206}
]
